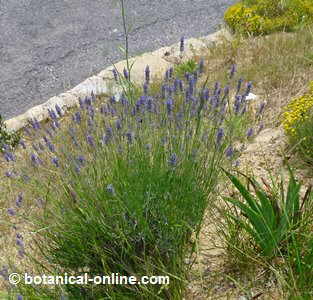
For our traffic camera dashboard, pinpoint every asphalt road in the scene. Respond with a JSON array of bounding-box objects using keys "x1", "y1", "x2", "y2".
[{"x1": 0, "y1": 0, "x2": 235, "y2": 120}]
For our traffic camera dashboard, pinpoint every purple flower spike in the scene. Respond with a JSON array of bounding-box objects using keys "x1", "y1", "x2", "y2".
[
  {"x1": 18, "y1": 248, "x2": 25, "y2": 259},
  {"x1": 84, "y1": 96, "x2": 92, "y2": 107},
  {"x1": 230, "y1": 64, "x2": 236, "y2": 78},
  {"x1": 17, "y1": 295, "x2": 23, "y2": 300},
  {"x1": 166, "y1": 98, "x2": 174, "y2": 115},
  {"x1": 145, "y1": 65, "x2": 150, "y2": 84},
  {"x1": 116, "y1": 119, "x2": 122, "y2": 130},
  {"x1": 168, "y1": 153, "x2": 178, "y2": 167},
  {"x1": 225, "y1": 146, "x2": 234, "y2": 158},
  {"x1": 126, "y1": 132, "x2": 133, "y2": 144},
  {"x1": 77, "y1": 155, "x2": 85, "y2": 165},
  {"x1": 52, "y1": 157, "x2": 60, "y2": 167},
  {"x1": 86, "y1": 135, "x2": 95, "y2": 147},
  {"x1": 123, "y1": 68, "x2": 129, "y2": 80},
  {"x1": 74, "y1": 111, "x2": 81, "y2": 124},
  {"x1": 7, "y1": 208, "x2": 16, "y2": 216},
  {"x1": 16, "y1": 234, "x2": 24, "y2": 248},
  {"x1": 15, "y1": 193, "x2": 23, "y2": 208},
  {"x1": 245, "y1": 81, "x2": 252, "y2": 96},
  {"x1": 19, "y1": 140, "x2": 26, "y2": 149},
  {"x1": 112, "y1": 68, "x2": 118, "y2": 82},
  {"x1": 169, "y1": 67, "x2": 173, "y2": 78},
  {"x1": 247, "y1": 128, "x2": 254, "y2": 138},
  {"x1": 237, "y1": 78, "x2": 243, "y2": 93},
  {"x1": 180, "y1": 36, "x2": 184, "y2": 53},
  {"x1": 224, "y1": 86, "x2": 230, "y2": 97},
  {"x1": 5, "y1": 171, "x2": 13, "y2": 178},
  {"x1": 216, "y1": 128, "x2": 224, "y2": 145},
  {"x1": 258, "y1": 102, "x2": 266, "y2": 116},
  {"x1": 55, "y1": 104, "x2": 62, "y2": 117},
  {"x1": 174, "y1": 79, "x2": 180, "y2": 94},
  {"x1": 3, "y1": 151, "x2": 15, "y2": 162},
  {"x1": 30, "y1": 153, "x2": 42, "y2": 166},
  {"x1": 179, "y1": 80, "x2": 183, "y2": 92},
  {"x1": 165, "y1": 69, "x2": 170, "y2": 81},
  {"x1": 48, "y1": 109, "x2": 57, "y2": 120},
  {"x1": 91, "y1": 91, "x2": 96, "y2": 102},
  {"x1": 79, "y1": 97, "x2": 84, "y2": 109}
]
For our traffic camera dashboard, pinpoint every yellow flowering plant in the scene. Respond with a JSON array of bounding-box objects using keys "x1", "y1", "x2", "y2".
[
  {"x1": 282, "y1": 81, "x2": 313, "y2": 164},
  {"x1": 224, "y1": 0, "x2": 313, "y2": 36}
]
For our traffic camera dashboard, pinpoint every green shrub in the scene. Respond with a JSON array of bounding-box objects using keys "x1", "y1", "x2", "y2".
[
  {"x1": 224, "y1": 0, "x2": 313, "y2": 36},
  {"x1": 8, "y1": 61, "x2": 252, "y2": 299}
]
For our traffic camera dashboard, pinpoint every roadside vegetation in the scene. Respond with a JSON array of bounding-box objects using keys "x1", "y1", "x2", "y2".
[{"x1": 0, "y1": 0, "x2": 313, "y2": 299}]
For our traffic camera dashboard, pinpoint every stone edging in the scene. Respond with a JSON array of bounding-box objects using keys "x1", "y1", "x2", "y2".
[{"x1": 4, "y1": 28, "x2": 233, "y2": 133}]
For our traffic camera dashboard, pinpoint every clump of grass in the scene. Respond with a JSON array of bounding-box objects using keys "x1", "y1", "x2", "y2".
[
  {"x1": 2, "y1": 47, "x2": 256, "y2": 298},
  {"x1": 217, "y1": 168, "x2": 313, "y2": 298}
]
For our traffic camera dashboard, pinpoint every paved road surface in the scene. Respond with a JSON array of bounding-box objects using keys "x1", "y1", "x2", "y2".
[{"x1": 0, "y1": 0, "x2": 235, "y2": 120}]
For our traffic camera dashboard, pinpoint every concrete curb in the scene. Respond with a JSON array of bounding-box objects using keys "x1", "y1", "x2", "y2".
[{"x1": 4, "y1": 28, "x2": 233, "y2": 133}]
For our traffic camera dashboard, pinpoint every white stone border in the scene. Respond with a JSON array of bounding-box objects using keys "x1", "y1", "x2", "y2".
[{"x1": 4, "y1": 28, "x2": 232, "y2": 132}]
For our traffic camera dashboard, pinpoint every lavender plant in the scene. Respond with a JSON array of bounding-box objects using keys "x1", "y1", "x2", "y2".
[{"x1": 4, "y1": 59, "x2": 253, "y2": 299}]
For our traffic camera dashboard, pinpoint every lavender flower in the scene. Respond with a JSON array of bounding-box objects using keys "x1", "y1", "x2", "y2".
[
  {"x1": 0, "y1": 266, "x2": 9, "y2": 280},
  {"x1": 77, "y1": 155, "x2": 86, "y2": 165},
  {"x1": 230, "y1": 64, "x2": 236, "y2": 79},
  {"x1": 17, "y1": 295, "x2": 23, "y2": 300},
  {"x1": 16, "y1": 233, "x2": 24, "y2": 248},
  {"x1": 110, "y1": 95, "x2": 116, "y2": 104},
  {"x1": 19, "y1": 140, "x2": 26, "y2": 149},
  {"x1": 52, "y1": 157, "x2": 60, "y2": 167},
  {"x1": 5, "y1": 171, "x2": 13, "y2": 178},
  {"x1": 18, "y1": 248, "x2": 25, "y2": 259},
  {"x1": 48, "y1": 108, "x2": 57, "y2": 120},
  {"x1": 15, "y1": 193, "x2": 23, "y2": 208},
  {"x1": 112, "y1": 68, "x2": 118, "y2": 82},
  {"x1": 168, "y1": 153, "x2": 178, "y2": 167},
  {"x1": 245, "y1": 81, "x2": 252, "y2": 96},
  {"x1": 106, "y1": 184, "x2": 116, "y2": 195},
  {"x1": 225, "y1": 146, "x2": 234, "y2": 158},
  {"x1": 55, "y1": 104, "x2": 62, "y2": 117},
  {"x1": 123, "y1": 68, "x2": 129, "y2": 80},
  {"x1": 165, "y1": 69, "x2": 170, "y2": 81},
  {"x1": 3, "y1": 151, "x2": 15, "y2": 162},
  {"x1": 86, "y1": 134, "x2": 95, "y2": 147},
  {"x1": 84, "y1": 96, "x2": 92, "y2": 107},
  {"x1": 166, "y1": 98, "x2": 174, "y2": 115},
  {"x1": 30, "y1": 153, "x2": 40, "y2": 166},
  {"x1": 169, "y1": 67, "x2": 173, "y2": 78},
  {"x1": 116, "y1": 119, "x2": 122, "y2": 130},
  {"x1": 257, "y1": 123, "x2": 264, "y2": 134},
  {"x1": 257, "y1": 102, "x2": 266, "y2": 116},
  {"x1": 179, "y1": 79, "x2": 183, "y2": 92},
  {"x1": 7, "y1": 208, "x2": 16, "y2": 216},
  {"x1": 145, "y1": 65, "x2": 150, "y2": 84},
  {"x1": 247, "y1": 128, "x2": 254, "y2": 138},
  {"x1": 73, "y1": 111, "x2": 81, "y2": 124},
  {"x1": 174, "y1": 79, "x2": 180, "y2": 94},
  {"x1": 79, "y1": 97, "x2": 84, "y2": 109},
  {"x1": 216, "y1": 128, "x2": 224, "y2": 145},
  {"x1": 237, "y1": 78, "x2": 243, "y2": 94},
  {"x1": 180, "y1": 36, "x2": 184, "y2": 53},
  {"x1": 224, "y1": 86, "x2": 230, "y2": 97},
  {"x1": 91, "y1": 90, "x2": 96, "y2": 102},
  {"x1": 126, "y1": 132, "x2": 133, "y2": 144}
]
